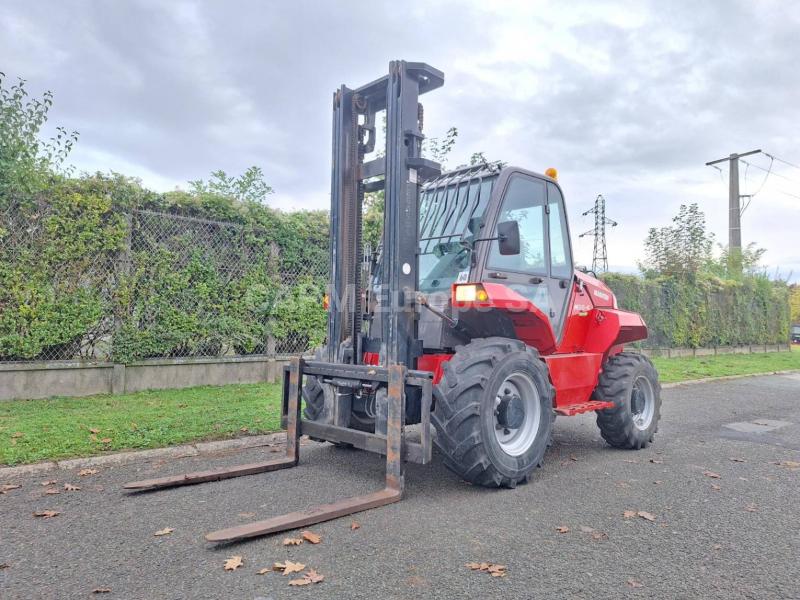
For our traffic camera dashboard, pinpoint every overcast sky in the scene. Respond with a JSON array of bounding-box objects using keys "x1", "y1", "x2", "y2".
[{"x1": 2, "y1": 0, "x2": 799, "y2": 279}]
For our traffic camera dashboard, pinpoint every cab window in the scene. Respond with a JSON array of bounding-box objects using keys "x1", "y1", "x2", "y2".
[
  {"x1": 547, "y1": 183, "x2": 572, "y2": 279},
  {"x1": 488, "y1": 176, "x2": 547, "y2": 275}
]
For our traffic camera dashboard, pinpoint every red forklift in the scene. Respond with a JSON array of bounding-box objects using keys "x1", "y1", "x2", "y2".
[{"x1": 125, "y1": 61, "x2": 661, "y2": 543}]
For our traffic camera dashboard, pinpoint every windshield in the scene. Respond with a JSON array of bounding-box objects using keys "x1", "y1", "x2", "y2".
[{"x1": 418, "y1": 174, "x2": 496, "y2": 293}]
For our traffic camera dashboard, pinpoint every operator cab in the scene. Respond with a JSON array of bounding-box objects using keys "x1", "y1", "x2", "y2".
[{"x1": 417, "y1": 163, "x2": 574, "y2": 351}]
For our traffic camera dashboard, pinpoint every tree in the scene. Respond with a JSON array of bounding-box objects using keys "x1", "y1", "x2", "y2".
[
  {"x1": 709, "y1": 242, "x2": 767, "y2": 280},
  {"x1": 422, "y1": 126, "x2": 458, "y2": 168},
  {"x1": 188, "y1": 166, "x2": 273, "y2": 204},
  {"x1": 639, "y1": 204, "x2": 713, "y2": 278},
  {"x1": 790, "y1": 285, "x2": 800, "y2": 324},
  {"x1": 0, "y1": 73, "x2": 78, "y2": 201}
]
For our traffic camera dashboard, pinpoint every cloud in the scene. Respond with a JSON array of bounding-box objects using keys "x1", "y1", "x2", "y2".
[{"x1": 1, "y1": 0, "x2": 799, "y2": 278}]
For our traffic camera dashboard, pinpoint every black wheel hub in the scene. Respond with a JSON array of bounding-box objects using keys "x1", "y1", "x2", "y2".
[
  {"x1": 631, "y1": 386, "x2": 645, "y2": 415},
  {"x1": 496, "y1": 394, "x2": 525, "y2": 429}
]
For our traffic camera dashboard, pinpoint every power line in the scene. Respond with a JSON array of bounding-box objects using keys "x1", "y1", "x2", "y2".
[
  {"x1": 765, "y1": 152, "x2": 800, "y2": 171},
  {"x1": 740, "y1": 155, "x2": 774, "y2": 215},
  {"x1": 741, "y1": 159, "x2": 800, "y2": 185},
  {"x1": 775, "y1": 188, "x2": 800, "y2": 201}
]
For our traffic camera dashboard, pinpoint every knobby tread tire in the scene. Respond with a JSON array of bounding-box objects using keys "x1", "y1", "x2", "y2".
[
  {"x1": 432, "y1": 337, "x2": 554, "y2": 488},
  {"x1": 595, "y1": 352, "x2": 661, "y2": 449}
]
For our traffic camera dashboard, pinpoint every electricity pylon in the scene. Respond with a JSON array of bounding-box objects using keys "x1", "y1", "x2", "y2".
[{"x1": 579, "y1": 194, "x2": 617, "y2": 273}]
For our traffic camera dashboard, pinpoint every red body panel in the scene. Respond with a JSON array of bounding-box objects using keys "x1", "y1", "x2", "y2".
[
  {"x1": 362, "y1": 271, "x2": 648, "y2": 415},
  {"x1": 453, "y1": 282, "x2": 558, "y2": 354},
  {"x1": 543, "y1": 352, "x2": 604, "y2": 407}
]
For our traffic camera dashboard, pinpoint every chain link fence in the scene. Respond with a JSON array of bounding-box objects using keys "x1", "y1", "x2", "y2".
[{"x1": 0, "y1": 202, "x2": 329, "y2": 363}]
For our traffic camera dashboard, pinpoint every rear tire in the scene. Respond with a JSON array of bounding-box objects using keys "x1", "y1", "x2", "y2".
[
  {"x1": 432, "y1": 337, "x2": 554, "y2": 488},
  {"x1": 595, "y1": 352, "x2": 661, "y2": 449}
]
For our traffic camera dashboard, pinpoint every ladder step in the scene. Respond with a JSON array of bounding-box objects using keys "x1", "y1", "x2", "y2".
[{"x1": 555, "y1": 400, "x2": 615, "y2": 416}]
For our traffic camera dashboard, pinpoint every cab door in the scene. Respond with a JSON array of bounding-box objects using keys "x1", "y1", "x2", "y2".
[
  {"x1": 482, "y1": 173, "x2": 573, "y2": 340},
  {"x1": 544, "y1": 181, "x2": 574, "y2": 340}
]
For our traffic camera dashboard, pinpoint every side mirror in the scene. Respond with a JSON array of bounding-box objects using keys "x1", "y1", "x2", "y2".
[{"x1": 497, "y1": 220, "x2": 520, "y2": 255}]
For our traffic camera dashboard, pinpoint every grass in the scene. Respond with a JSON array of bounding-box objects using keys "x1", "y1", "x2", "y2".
[
  {"x1": 651, "y1": 345, "x2": 800, "y2": 383},
  {"x1": 0, "y1": 383, "x2": 282, "y2": 466},
  {"x1": 1, "y1": 347, "x2": 798, "y2": 466}
]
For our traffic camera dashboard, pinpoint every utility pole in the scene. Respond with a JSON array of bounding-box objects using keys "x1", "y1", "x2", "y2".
[
  {"x1": 579, "y1": 194, "x2": 617, "y2": 273},
  {"x1": 705, "y1": 149, "x2": 761, "y2": 256}
]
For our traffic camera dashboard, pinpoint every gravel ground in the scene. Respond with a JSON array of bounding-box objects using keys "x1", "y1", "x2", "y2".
[{"x1": 1, "y1": 374, "x2": 799, "y2": 599}]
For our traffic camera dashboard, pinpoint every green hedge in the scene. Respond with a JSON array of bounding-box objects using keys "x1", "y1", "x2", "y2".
[
  {"x1": 603, "y1": 272, "x2": 790, "y2": 348},
  {"x1": 0, "y1": 174, "x2": 329, "y2": 362}
]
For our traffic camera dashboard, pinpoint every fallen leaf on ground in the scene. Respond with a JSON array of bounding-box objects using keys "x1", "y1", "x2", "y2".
[
  {"x1": 729, "y1": 457, "x2": 746, "y2": 463},
  {"x1": 100, "y1": 438, "x2": 112, "y2": 444},
  {"x1": 711, "y1": 484, "x2": 721, "y2": 491},
  {"x1": 240, "y1": 427, "x2": 248, "y2": 433},
  {"x1": 653, "y1": 480, "x2": 663, "y2": 485},
  {"x1": 44, "y1": 488, "x2": 60, "y2": 495},
  {"x1": 569, "y1": 455, "x2": 578, "y2": 461},
  {"x1": 224, "y1": 556, "x2": 243, "y2": 571},
  {"x1": 623, "y1": 510, "x2": 637, "y2": 518},
  {"x1": 154, "y1": 528, "x2": 174, "y2": 537},
  {"x1": 777, "y1": 460, "x2": 800, "y2": 468},
  {"x1": 465, "y1": 562, "x2": 507, "y2": 577},
  {"x1": 487, "y1": 564, "x2": 508, "y2": 578},
  {"x1": 33, "y1": 510, "x2": 60, "y2": 518},
  {"x1": 238, "y1": 512, "x2": 256, "y2": 518},
  {"x1": 1, "y1": 484, "x2": 21, "y2": 494},
  {"x1": 627, "y1": 578, "x2": 644, "y2": 588},
  {"x1": 637, "y1": 511, "x2": 657, "y2": 522},
  {"x1": 0, "y1": 563, "x2": 9, "y2": 569},
  {"x1": 78, "y1": 469, "x2": 98, "y2": 476},
  {"x1": 591, "y1": 531, "x2": 609, "y2": 541},
  {"x1": 703, "y1": 471, "x2": 721, "y2": 479},
  {"x1": 40, "y1": 480, "x2": 57, "y2": 486},
  {"x1": 89, "y1": 428, "x2": 100, "y2": 435},
  {"x1": 712, "y1": 543, "x2": 722, "y2": 550},
  {"x1": 283, "y1": 538, "x2": 303, "y2": 546},
  {"x1": 301, "y1": 530, "x2": 322, "y2": 544},
  {"x1": 91, "y1": 588, "x2": 111, "y2": 594},
  {"x1": 64, "y1": 483, "x2": 81, "y2": 492},
  {"x1": 555, "y1": 526, "x2": 570, "y2": 533},
  {"x1": 351, "y1": 521, "x2": 360, "y2": 530},
  {"x1": 745, "y1": 503, "x2": 758, "y2": 512},
  {"x1": 257, "y1": 568, "x2": 271, "y2": 575},
  {"x1": 649, "y1": 459, "x2": 663, "y2": 464},
  {"x1": 289, "y1": 569, "x2": 325, "y2": 586},
  {"x1": 274, "y1": 560, "x2": 305, "y2": 575},
  {"x1": 11, "y1": 432, "x2": 23, "y2": 439}
]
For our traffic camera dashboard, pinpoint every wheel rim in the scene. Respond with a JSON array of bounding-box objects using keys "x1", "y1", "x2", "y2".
[
  {"x1": 494, "y1": 372, "x2": 541, "y2": 456},
  {"x1": 631, "y1": 375, "x2": 655, "y2": 431}
]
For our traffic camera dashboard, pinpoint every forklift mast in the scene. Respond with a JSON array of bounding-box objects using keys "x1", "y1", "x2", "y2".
[{"x1": 328, "y1": 61, "x2": 443, "y2": 369}]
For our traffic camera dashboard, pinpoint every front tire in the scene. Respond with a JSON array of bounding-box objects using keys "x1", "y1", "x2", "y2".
[
  {"x1": 595, "y1": 353, "x2": 661, "y2": 449},
  {"x1": 432, "y1": 337, "x2": 554, "y2": 488}
]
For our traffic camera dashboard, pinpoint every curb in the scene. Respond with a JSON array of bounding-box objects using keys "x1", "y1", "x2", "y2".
[
  {"x1": 0, "y1": 432, "x2": 286, "y2": 479},
  {"x1": 661, "y1": 369, "x2": 800, "y2": 389}
]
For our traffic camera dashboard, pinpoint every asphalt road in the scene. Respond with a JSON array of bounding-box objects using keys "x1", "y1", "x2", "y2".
[{"x1": 2, "y1": 374, "x2": 799, "y2": 599}]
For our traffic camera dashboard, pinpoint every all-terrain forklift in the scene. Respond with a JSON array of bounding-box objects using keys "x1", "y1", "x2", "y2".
[{"x1": 124, "y1": 60, "x2": 662, "y2": 543}]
